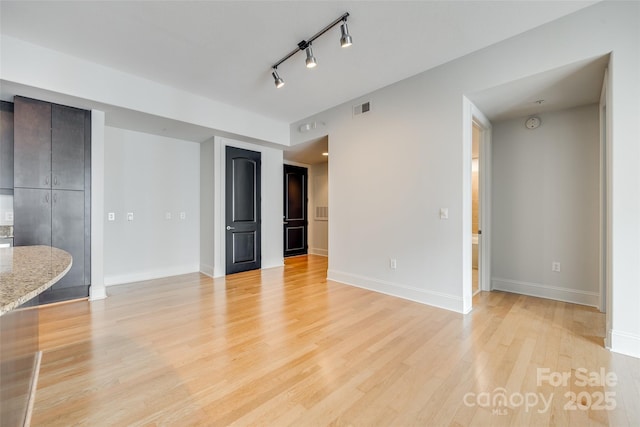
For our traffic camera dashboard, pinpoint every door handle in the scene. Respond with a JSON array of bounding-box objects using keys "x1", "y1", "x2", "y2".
[
  {"x1": 226, "y1": 226, "x2": 235, "y2": 231},
  {"x1": 283, "y1": 221, "x2": 289, "y2": 225}
]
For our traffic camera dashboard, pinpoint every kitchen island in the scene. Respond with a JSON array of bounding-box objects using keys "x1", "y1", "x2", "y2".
[{"x1": 0, "y1": 246, "x2": 72, "y2": 427}]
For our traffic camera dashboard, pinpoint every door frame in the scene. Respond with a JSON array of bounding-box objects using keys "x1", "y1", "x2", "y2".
[
  {"x1": 283, "y1": 164, "x2": 308, "y2": 257},
  {"x1": 600, "y1": 68, "x2": 613, "y2": 349},
  {"x1": 463, "y1": 97, "x2": 492, "y2": 313},
  {"x1": 211, "y1": 137, "x2": 282, "y2": 278}
]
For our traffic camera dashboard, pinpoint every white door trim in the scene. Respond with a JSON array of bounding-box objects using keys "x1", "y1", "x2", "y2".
[{"x1": 462, "y1": 97, "x2": 492, "y2": 312}]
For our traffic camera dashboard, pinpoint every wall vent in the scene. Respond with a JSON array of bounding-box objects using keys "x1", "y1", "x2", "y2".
[
  {"x1": 315, "y1": 206, "x2": 328, "y2": 220},
  {"x1": 353, "y1": 101, "x2": 371, "y2": 117}
]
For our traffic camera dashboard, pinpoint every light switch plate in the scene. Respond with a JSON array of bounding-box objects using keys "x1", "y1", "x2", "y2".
[
  {"x1": 127, "y1": 212, "x2": 134, "y2": 221},
  {"x1": 440, "y1": 208, "x2": 449, "y2": 220}
]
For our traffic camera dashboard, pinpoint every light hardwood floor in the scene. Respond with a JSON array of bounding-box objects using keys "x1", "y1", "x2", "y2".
[{"x1": 32, "y1": 255, "x2": 639, "y2": 426}]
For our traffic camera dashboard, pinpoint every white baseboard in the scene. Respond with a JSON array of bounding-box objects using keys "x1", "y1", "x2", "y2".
[
  {"x1": 492, "y1": 277, "x2": 599, "y2": 307},
  {"x1": 89, "y1": 286, "x2": 107, "y2": 301},
  {"x1": 309, "y1": 248, "x2": 328, "y2": 257},
  {"x1": 199, "y1": 263, "x2": 214, "y2": 278},
  {"x1": 105, "y1": 264, "x2": 200, "y2": 286},
  {"x1": 262, "y1": 259, "x2": 285, "y2": 270},
  {"x1": 327, "y1": 270, "x2": 464, "y2": 313},
  {"x1": 200, "y1": 261, "x2": 285, "y2": 279},
  {"x1": 610, "y1": 330, "x2": 640, "y2": 359}
]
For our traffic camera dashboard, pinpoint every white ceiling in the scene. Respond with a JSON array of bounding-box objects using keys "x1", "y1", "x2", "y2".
[
  {"x1": 468, "y1": 54, "x2": 609, "y2": 122},
  {"x1": 284, "y1": 136, "x2": 328, "y2": 165},
  {"x1": 0, "y1": 0, "x2": 598, "y2": 129}
]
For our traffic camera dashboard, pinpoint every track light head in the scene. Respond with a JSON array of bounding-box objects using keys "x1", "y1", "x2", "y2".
[
  {"x1": 272, "y1": 69, "x2": 285, "y2": 88},
  {"x1": 305, "y1": 45, "x2": 317, "y2": 68},
  {"x1": 340, "y1": 21, "x2": 352, "y2": 47}
]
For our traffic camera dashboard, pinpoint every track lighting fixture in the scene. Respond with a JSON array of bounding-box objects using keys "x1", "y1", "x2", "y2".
[
  {"x1": 272, "y1": 69, "x2": 285, "y2": 88},
  {"x1": 305, "y1": 44, "x2": 317, "y2": 68},
  {"x1": 271, "y1": 12, "x2": 352, "y2": 88},
  {"x1": 340, "y1": 21, "x2": 352, "y2": 48}
]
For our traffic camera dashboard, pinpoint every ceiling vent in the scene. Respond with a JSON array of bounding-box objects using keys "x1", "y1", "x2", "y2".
[{"x1": 353, "y1": 101, "x2": 371, "y2": 117}]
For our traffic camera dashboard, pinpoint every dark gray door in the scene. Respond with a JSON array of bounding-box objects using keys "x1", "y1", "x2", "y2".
[
  {"x1": 0, "y1": 101, "x2": 14, "y2": 190},
  {"x1": 225, "y1": 146, "x2": 261, "y2": 274},
  {"x1": 52, "y1": 105, "x2": 85, "y2": 191},
  {"x1": 14, "y1": 97, "x2": 52, "y2": 189},
  {"x1": 283, "y1": 164, "x2": 308, "y2": 257},
  {"x1": 13, "y1": 188, "x2": 52, "y2": 246},
  {"x1": 52, "y1": 190, "x2": 84, "y2": 288}
]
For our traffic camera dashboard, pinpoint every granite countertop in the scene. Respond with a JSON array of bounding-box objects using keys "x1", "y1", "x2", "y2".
[{"x1": 0, "y1": 246, "x2": 72, "y2": 315}]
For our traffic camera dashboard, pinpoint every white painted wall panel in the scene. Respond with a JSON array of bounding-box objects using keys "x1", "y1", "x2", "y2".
[
  {"x1": 103, "y1": 127, "x2": 200, "y2": 285},
  {"x1": 492, "y1": 105, "x2": 600, "y2": 306}
]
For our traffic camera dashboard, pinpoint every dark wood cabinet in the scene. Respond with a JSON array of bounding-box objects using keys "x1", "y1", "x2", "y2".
[
  {"x1": 52, "y1": 190, "x2": 85, "y2": 289},
  {"x1": 13, "y1": 96, "x2": 91, "y2": 304},
  {"x1": 52, "y1": 105, "x2": 85, "y2": 191},
  {"x1": 14, "y1": 98, "x2": 52, "y2": 189},
  {"x1": 13, "y1": 188, "x2": 52, "y2": 246},
  {"x1": 0, "y1": 101, "x2": 14, "y2": 190}
]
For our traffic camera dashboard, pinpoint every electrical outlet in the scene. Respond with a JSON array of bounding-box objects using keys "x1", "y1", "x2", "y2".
[
  {"x1": 179, "y1": 212, "x2": 186, "y2": 220},
  {"x1": 107, "y1": 212, "x2": 115, "y2": 221},
  {"x1": 390, "y1": 258, "x2": 397, "y2": 270},
  {"x1": 5, "y1": 212, "x2": 13, "y2": 221},
  {"x1": 165, "y1": 212, "x2": 172, "y2": 220},
  {"x1": 127, "y1": 212, "x2": 134, "y2": 222},
  {"x1": 440, "y1": 208, "x2": 449, "y2": 220},
  {"x1": 552, "y1": 262, "x2": 561, "y2": 272}
]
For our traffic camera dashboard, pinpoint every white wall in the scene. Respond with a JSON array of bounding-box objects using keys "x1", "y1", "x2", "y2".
[
  {"x1": 0, "y1": 35, "x2": 289, "y2": 146},
  {"x1": 201, "y1": 136, "x2": 284, "y2": 277},
  {"x1": 199, "y1": 138, "x2": 215, "y2": 276},
  {"x1": 89, "y1": 110, "x2": 106, "y2": 300},
  {"x1": 103, "y1": 127, "x2": 200, "y2": 285},
  {"x1": 491, "y1": 105, "x2": 600, "y2": 306},
  {"x1": 293, "y1": 1, "x2": 639, "y2": 357},
  {"x1": 309, "y1": 162, "x2": 329, "y2": 256}
]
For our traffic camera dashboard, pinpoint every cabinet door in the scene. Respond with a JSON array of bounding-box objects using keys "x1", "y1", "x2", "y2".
[
  {"x1": 52, "y1": 190, "x2": 84, "y2": 288},
  {"x1": 14, "y1": 98, "x2": 51, "y2": 189},
  {"x1": 13, "y1": 188, "x2": 52, "y2": 246},
  {"x1": 0, "y1": 101, "x2": 14, "y2": 189},
  {"x1": 52, "y1": 105, "x2": 84, "y2": 191}
]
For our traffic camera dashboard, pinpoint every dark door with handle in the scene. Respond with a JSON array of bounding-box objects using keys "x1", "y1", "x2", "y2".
[
  {"x1": 283, "y1": 164, "x2": 308, "y2": 257},
  {"x1": 225, "y1": 146, "x2": 261, "y2": 274}
]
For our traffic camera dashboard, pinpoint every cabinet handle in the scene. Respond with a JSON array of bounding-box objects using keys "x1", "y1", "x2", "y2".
[
  {"x1": 53, "y1": 193, "x2": 57, "y2": 203},
  {"x1": 45, "y1": 194, "x2": 49, "y2": 203},
  {"x1": 53, "y1": 176, "x2": 58, "y2": 186},
  {"x1": 45, "y1": 176, "x2": 50, "y2": 186}
]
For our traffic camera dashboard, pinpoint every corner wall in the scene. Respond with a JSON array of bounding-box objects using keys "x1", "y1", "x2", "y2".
[
  {"x1": 309, "y1": 162, "x2": 329, "y2": 256},
  {"x1": 293, "y1": 1, "x2": 639, "y2": 357},
  {"x1": 103, "y1": 127, "x2": 200, "y2": 285},
  {"x1": 491, "y1": 105, "x2": 600, "y2": 306}
]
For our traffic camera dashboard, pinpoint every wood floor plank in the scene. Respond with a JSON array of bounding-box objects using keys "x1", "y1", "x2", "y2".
[{"x1": 29, "y1": 255, "x2": 640, "y2": 426}]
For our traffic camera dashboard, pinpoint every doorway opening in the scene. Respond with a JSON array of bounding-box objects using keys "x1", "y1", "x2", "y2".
[
  {"x1": 283, "y1": 164, "x2": 308, "y2": 257},
  {"x1": 471, "y1": 122, "x2": 481, "y2": 295},
  {"x1": 282, "y1": 136, "x2": 329, "y2": 259}
]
